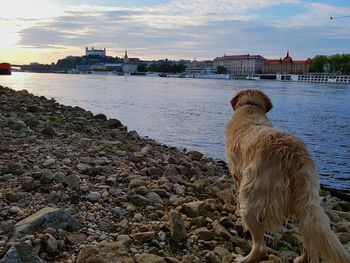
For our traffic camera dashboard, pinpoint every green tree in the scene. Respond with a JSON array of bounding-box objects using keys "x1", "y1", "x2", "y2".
[
  {"x1": 310, "y1": 55, "x2": 328, "y2": 73},
  {"x1": 216, "y1": 65, "x2": 227, "y2": 74},
  {"x1": 329, "y1": 54, "x2": 343, "y2": 74},
  {"x1": 137, "y1": 64, "x2": 147, "y2": 72}
]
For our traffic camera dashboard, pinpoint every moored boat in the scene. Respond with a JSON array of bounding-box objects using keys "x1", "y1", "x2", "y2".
[{"x1": 0, "y1": 63, "x2": 11, "y2": 75}]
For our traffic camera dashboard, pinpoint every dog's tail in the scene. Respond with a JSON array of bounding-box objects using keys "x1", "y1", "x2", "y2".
[{"x1": 295, "y1": 165, "x2": 350, "y2": 263}]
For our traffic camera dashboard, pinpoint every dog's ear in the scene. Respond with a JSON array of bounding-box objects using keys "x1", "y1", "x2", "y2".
[
  {"x1": 261, "y1": 93, "x2": 273, "y2": 113},
  {"x1": 230, "y1": 93, "x2": 240, "y2": 110}
]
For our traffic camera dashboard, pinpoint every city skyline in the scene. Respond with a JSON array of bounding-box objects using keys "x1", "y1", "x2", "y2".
[{"x1": 1, "y1": 0, "x2": 350, "y2": 65}]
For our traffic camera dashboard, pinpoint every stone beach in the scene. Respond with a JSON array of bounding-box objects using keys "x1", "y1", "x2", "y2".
[{"x1": 0, "y1": 85, "x2": 350, "y2": 263}]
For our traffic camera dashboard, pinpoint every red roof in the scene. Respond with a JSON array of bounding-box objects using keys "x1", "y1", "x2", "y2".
[{"x1": 265, "y1": 58, "x2": 311, "y2": 65}]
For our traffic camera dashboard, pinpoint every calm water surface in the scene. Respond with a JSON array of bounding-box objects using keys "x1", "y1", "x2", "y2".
[{"x1": 1, "y1": 72, "x2": 349, "y2": 190}]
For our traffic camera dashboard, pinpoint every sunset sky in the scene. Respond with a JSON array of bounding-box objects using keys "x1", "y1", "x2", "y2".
[{"x1": 0, "y1": 0, "x2": 349, "y2": 64}]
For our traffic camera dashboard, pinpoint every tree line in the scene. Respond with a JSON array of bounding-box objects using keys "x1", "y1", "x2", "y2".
[{"x1": 310, "y1": 54, "x2": 350, "y2": 74}]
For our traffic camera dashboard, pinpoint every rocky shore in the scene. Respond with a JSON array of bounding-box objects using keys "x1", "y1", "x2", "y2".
[{"x1": 0, "y1": 85, "x2": 349, "y2": 263}]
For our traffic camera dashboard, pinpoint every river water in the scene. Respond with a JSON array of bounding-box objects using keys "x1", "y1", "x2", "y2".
[{"x1": 1, "y1": 72, "x2": 349, "y2": 191}]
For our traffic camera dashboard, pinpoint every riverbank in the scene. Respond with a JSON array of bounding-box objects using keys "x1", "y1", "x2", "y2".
[{"x1": 0, "y1": 85, "x2": 349, "y2": 263}]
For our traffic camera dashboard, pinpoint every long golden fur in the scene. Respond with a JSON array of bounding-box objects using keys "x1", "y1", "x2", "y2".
[{"x1": 225, "y1": 89, "x2": 350, "y2": 263}]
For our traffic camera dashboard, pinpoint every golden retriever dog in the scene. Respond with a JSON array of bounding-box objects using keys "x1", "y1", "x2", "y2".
[{"x1": 225, "y1": 89, "x2": 350, "y2": 263}]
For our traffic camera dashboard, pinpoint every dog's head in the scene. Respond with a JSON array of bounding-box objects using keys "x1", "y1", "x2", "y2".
[{"x1": 230, "y1": 89, "x2": 272, "y2": 113}]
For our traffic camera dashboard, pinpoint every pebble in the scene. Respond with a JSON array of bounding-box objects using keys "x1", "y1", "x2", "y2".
[
  {"x1": 43, "y1": 233, "x2": 58, "y2": 253},
  {"x1": 8, "y1": 206, "x2": 21, "y2": 214},
  {"x1": 87, "y1": 192, "x2": 101, "y2": 202}
]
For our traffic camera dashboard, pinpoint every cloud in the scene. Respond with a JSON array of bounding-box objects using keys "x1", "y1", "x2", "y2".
[{"x1": 15, "y1": 0, "x2": 350, "y2": 61}]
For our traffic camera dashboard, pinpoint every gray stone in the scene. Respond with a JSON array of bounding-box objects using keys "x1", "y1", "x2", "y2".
[
  {"x1": 187, "y1": 151, "x2": 203, "y2": 161},
  {"x1": 206, "y1": 251, "x2": 221, "y2": 263},
  {"x1": 0, "y1": 243, "x2": 43, "y2": 263},
  {"x1": 43, "y1": 157, "x2": 55, "y2": 168},
  {"x1": 107, "y1": 118, "x2": 122, "y2": 128},
  {"x1": 130, "y1": 152, "x2": 144, "y2": 162},
  {"x1": 76, "y1": 163, "x2": 91, "y2": 173},
  {"x1": 12, "y1": 207, "x2": 80, "y2": 239},
  {"x1": 41, "y1": 126, "x2": 57, "y2": 137},
  {"x1": 108, "y1": 187, "x2": 123, "y2": 197},
  {"x1": 130, "y1": 194, "x2": 149, "y2": 206},
  {"x1": 8, "y1": 206, "x2": 21, "y2": 214},
  {"x1": 129, "y1": 179, "x2": 146, "y2": 189},
  {"x1": 62, "y1": 174, "x2": 80, "y2": 190},
  {"x1": 1, "y1": 163, "x2": 23, "y2": 175},
  {"x1": 93, "y1": 113, "x2": 107, "y2": 121},
  {"x1": 66, "y1": 233, "x2": 87, "y2": 245},
  {"x1": 43, "y1": 233, "x2": 57, "y2": 253},
  {"x1": 87, "y1": 192, "x2": 101, "y2": 202},
  {"x1": 145, "y1": 192, "x2": 163, "y2": 204},
  {"x1": 8, "y1": 117, "x2": 26, "y2": 130}
]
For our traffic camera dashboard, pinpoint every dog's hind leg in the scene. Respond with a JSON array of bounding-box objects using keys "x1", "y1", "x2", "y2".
[
  {"x1": 293, "y1": 252, "x2": 308, "y2": 263},
  {"x1": 235, "y1": 208, "x2": 268, "y2": 263}
]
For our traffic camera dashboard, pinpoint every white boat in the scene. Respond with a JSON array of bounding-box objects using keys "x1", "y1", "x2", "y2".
[
  {"x1": 247, "y1": 74, "x2": 350, "y2": 84},
  {"x1": 185, "y1": 74, "x2": 232, "y2": 80},
  {"x1": 276, "y1": 74, "x2": 350, "y2": 84}
]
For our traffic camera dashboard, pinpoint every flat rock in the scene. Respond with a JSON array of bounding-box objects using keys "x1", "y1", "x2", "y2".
[
  {"x1": 130, "y1": 194, "x2": 149, "y2": 206},
  {"x1": 66, "y1": 233, "x2": 88, "y2": 245},
  {"x1": 181, "y1": 201, "x2": 207, "y2": 218},
  {"x1": 133, "y1": 231, "x2": 155, "y2": 242},
  {"x1": 12, "y1": 207, "x2": 80, "y2": 240},
  {"x1": 76, "y1": 240, "x2": 133, "y2": 263}
]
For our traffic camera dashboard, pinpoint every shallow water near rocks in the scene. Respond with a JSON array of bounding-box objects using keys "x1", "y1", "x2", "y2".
[{"x1": 1, "y1": 72, "x2": 349, "y2": 191}]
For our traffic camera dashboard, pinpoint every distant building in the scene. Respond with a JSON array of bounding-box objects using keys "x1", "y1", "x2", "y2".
[
  {"x1": 185, "y1": 60, "x2": 215, "y2": 74},
  {"x1": 85, "y1": 47, "x2": 106, "y2": 57},
  {"x1": 105, "y1": 63, "x2": 123, "y2": 73},
  {"x1": 263, "y1": 52, "x2": 311, "y2": 74},
  {"x1": 122, "y1": 63, "x2": 138, "y2": 74},
  {"x1": 213, "y1": 54, "x2": 265, "y2": 76}
]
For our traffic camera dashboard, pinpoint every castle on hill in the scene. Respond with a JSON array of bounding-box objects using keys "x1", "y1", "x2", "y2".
[{"x1": 85, "y1": 47, "x2": 106, "y2": 57}]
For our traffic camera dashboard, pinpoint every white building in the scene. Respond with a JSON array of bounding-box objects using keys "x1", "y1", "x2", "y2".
[
  {"x1": 85, "y1": 47, "x2": 106, "y2": 57},
  {"x1": 213, "y1": 54, "x2": 265, "y2": 76}
]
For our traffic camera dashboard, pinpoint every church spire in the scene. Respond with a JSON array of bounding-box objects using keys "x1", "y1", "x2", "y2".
[{"x1": 124, "y1": 49, "x2": 129, "y2": 63}]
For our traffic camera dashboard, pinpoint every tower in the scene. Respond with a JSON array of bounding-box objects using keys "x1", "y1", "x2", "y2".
[{"x1": 124, "y1": 49, "x2": 129, "y2": 63}]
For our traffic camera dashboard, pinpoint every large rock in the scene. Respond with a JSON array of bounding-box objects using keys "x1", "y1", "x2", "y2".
[
  {"x1": 76, "y1": 240, "x2": 133, "y2": 263},
  {"x1": 107, "y1": 118, "x2": 122, "y2": 128},
  {"x1": 7, "y1": 117, "x2": 26, "y2": 130},
  {"x1": 190, "y1": 227, "x2": 214, "y2": 241},
  {"x1": 0, "y1": 243, "x2": 43, "y2": 263},
  {"x1": 12, "y1": 207, "x2": 80, "y2": 239},
  {"x1": 169, "y1": 211, "x2": 187, "y2": 244},
  {"x1": 181, "y1": 201, "x2": 207, "y2": 218},
  {"x1": 187, "y1": 151, "x2": 203, "y2": 161}
]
